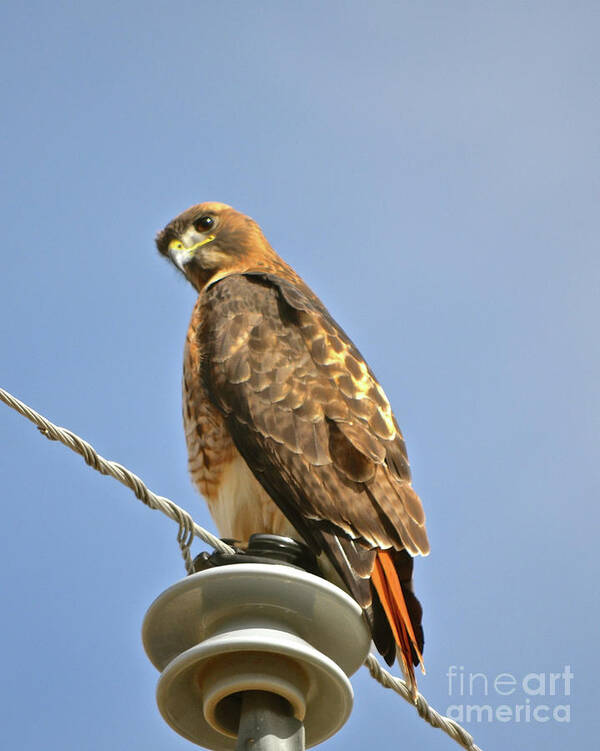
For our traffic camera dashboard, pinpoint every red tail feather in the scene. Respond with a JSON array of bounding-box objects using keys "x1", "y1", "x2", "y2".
[{"x1": 371, "y1": 549, "x2": 424, "y2": 698}]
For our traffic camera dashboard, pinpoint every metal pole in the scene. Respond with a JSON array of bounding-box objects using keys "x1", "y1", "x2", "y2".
[{"x1": 236, "y1": 691, "x2": 305, "y2": 751}]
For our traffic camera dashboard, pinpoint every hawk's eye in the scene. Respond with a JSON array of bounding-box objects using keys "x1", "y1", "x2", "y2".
[{"x1": 193, "y1": 215, "x2": 215, "y2": 232}]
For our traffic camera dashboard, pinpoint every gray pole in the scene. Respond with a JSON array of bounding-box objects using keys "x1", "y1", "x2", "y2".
[{"x1": 236, "y1": 691, "x2": 305, "y2": 751}]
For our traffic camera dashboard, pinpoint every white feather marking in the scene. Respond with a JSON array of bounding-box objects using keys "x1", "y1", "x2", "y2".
[{"x1": 208, "y1": 453, "x2": 296, "y2": 541}]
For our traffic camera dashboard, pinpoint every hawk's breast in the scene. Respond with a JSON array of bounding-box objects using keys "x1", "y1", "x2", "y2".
[{"x1": 183, "y1": 298, "x2": 294, "y2": 541}]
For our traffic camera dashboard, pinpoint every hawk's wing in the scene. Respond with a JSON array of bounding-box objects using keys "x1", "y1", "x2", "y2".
[{"x1": 198, "y1": 272, "x2": 429, "y2": 660}]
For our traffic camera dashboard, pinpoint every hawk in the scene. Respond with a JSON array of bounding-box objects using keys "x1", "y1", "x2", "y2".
[{"x1": 156, "y1": 202, "x2": 430, "y2": 693}]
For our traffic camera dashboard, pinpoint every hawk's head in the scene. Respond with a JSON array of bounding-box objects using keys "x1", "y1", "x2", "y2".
[{"x1": 156, "y1": 202, "x2": 273, "y2": 290}]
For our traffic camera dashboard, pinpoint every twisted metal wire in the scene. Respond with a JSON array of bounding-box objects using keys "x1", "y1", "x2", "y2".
[
  {"x1": 0, "y1": 387, "x2": 234, "y2": 570},
  {"x1": 365, "y1": 655, "x2": 483, "y2": 750}
]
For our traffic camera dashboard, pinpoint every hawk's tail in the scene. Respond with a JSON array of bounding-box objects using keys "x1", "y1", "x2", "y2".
[{"x1": 370, "y1": 549, "x2": 425, "y2": 700}]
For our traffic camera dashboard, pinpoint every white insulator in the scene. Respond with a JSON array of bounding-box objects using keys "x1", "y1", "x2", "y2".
[{"x1": 142, "y1": 563, "x2": 371, "y2": 749}]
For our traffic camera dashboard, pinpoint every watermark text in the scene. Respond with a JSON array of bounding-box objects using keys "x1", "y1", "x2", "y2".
[{"x1": 445, "y1": 665, "x2": 573, "y2": 724}]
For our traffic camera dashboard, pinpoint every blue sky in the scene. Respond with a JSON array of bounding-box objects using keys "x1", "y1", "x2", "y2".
[{"x1": 1, "y1": 2, "x2": 598, "y2": 750}]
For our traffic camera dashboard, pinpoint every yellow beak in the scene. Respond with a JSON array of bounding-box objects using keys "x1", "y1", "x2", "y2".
[{"x1": 168, "y1": 235, "x2": 215, "y2": 272}]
